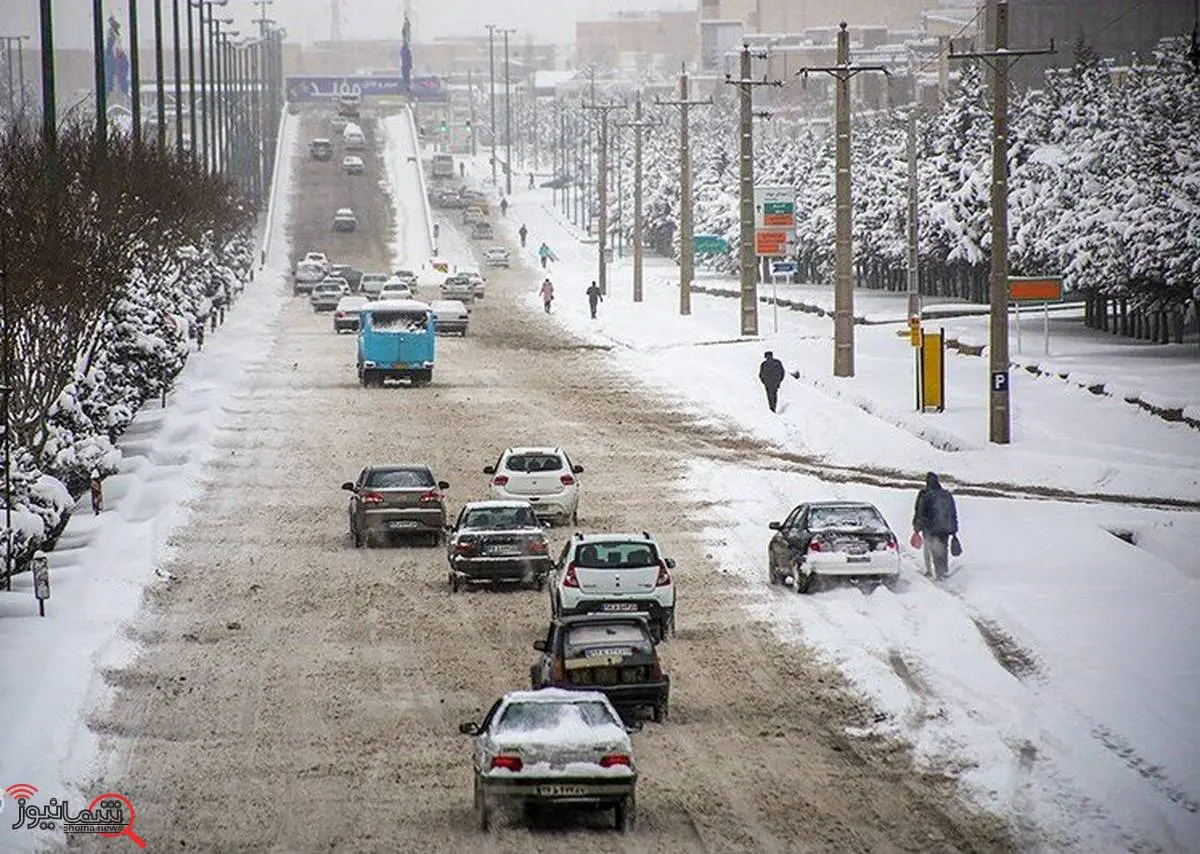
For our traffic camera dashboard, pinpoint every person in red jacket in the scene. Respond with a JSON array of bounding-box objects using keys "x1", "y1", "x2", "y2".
[{"x1": 539, "y1": 279, "x2": 555, "y2": 313}]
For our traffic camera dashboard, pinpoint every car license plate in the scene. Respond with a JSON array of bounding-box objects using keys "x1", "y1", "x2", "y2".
[
  {"x1": 389, "y1": 520, "x2": 420, "y2": 529},
  {"x1": 600, "y1": 603, "x2": 639, "y2": 612},
  {"x1": 487, "y1": 544, "x2": 522, "y2": 556},
  {"x1": 535, "y1": 784, "x2": 587, "y2": 797},
  {"x1": 845, "y1": 556, "x2": 870, "y2": 563}
]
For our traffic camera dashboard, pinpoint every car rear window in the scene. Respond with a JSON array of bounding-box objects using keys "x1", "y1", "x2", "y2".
[
  {"x1": 494, "y1": 700, "x2": 618, "y2": 733},
  {"x1": 808, "y1": 505, "x2": 887, "y2": 532},
  {"x1": 565, "y1": 623, "x2": 649, "y2": 650},
  {"x1": 572, "y1": 541, "x2": 659, "y2": 569},
  {"x1": 505, "y1": 454, "x2": 563, "y2": 473},
  {"x1": 370, "y1": 311, "x2": 427, "y2": 331},
  {"x1": 366, "y1": 468, "x2": 434, "y2": 488},
  {"x1": 463, "y1": 506, "x2": 537, "y2": 529}
]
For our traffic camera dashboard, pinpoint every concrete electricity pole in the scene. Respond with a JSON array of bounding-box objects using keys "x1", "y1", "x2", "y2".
[
  {"x1": 501, "y1": 27, "x2": 515, "y2": 196},
  {"x1": 486, "y1": 24, "x2": 498, "y2": 185},
  {"x1": 950, "y1": 1, "x2": 1053, "y2": 443},
  {"x1": 583, "y1": 98, "x2": 625, "y2": 296},
  {"x1": 725, "y1": 45, "x2": 781, "y2": 336},
  {"x1": 656, "y1": 69, "x2": 712, "y2": 316},
  {"x1": 797, "y1": 23, "x2": 889, "y2": 377},
  {"x1": 616, "y1": 93, "x2": 658, "y2": 302},
  {"x1": 906, "y1": 107, "x2": 920, "y2": 320}
]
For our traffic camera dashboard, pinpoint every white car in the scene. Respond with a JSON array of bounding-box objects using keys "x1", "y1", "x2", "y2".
[
  {"x1": 333, "y1": 207, "x2": 358, "y2": 232},
  {"x1": 549, "y1": 531, "x2": 677, "y2": 641},
  {"x1": 343, "y1": 154, "x2": 364, "y2": 175},
  {"x1": 359, "y1": 272, "x2": 390, "y2": 299},
  {"x1": 430, "y1": 299, "x2": 469, "y2": 336},
  {"x1": 310, "y1": 279, "x2": 349, "y2": 312},
  {"x1": 483, "y1": 447, "x2": 581, "y2": 525},
  {"x1": 767, "y1": 501, "x2": 901, "y2": 593},
  {"x1": 483, "y1": 246, "x2": 509, "y2": 268},
  {"x1": 458, "y1": 268, "x2": 486, "y2": 299},
  {"x1": 333, "y1": 295, "x2": 369, "y2": 332},
  {"x1": 379, "y1": 279, "x2": 415, "y2": 301},
  {"x1": 302, "y1": 251, "x2": 330, "y2": 273},
  {"x1": 441, "y1": 275, "x2": 476, "y2": 304},
  {"x1": 459, "y1": 688, "x2": 637, "y2": 833}
]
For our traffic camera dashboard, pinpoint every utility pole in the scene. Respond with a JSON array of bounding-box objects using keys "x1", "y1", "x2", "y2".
[
  {"x1": 92, "y1": 0, "x2": 107, "y2": 154},
  {"x1": 797, "y1": 23, "x2": 889, "y2": 376},
  {"x1": 129, "y1": 0, "x2": 142, "y2": 150},
  {"x1": 38, "y1": 0, "x2": 55, "y2": 149},
  {"x1": 950, "y1": 1, "x2": 1053, "y2": 443},
  {"x1": 725, "y1": 44, "x2": 781, "y2": 337},
  {"x1": 467, "y1": 68, "x2": 477, "y2": 154},
  {"x1": 582, "y1": 98, "x2": 625, "y2": 296},
  {"x1": 906, "y1": 107, "x2": 920, "y2": 320},
  {"x1": 486, "y1": 24, "x2": 497, "y2": 185},
  {"x1": 153, "y1": 0, "x2": 166, "y2": 148},
  {"x1": 501, "y1": 27, "x2": 515, "y2": 196},
  {"x1": 657, "y1": 68, "x2": 712, "y2": 316},
  {"x1": 616, "y1": 93, "x2": 658, "y2": 302}
]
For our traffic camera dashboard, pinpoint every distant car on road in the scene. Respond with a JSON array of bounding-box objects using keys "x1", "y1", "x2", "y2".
[
  {"x1": 356, "y1": 299, "x2": 436, "y2": 387},
  {"x1": 343, "y1": 154, "x2": 364, "y2": 175},
  {"x1": 440, "y1": 275, "x2": 476, "y2": 305},
  {"x1": 309, "y1": 138, "x2": 333, "y2": 161},
  {"x1": 430, "y1": 299, "x2": 469, "y2": 336},
  {"x1": 485, "y1": 446, "x2": 581, "y2": 526},
  {"x1": 459, "y1": 688, "x2": 638, "y2": 833},
  {"x1": 331, "y1": 114, "x2": 349, "y2": 132},
  {"x1": 328, "y1": 264, "x2": 362, "y2": 291},
  {"x1": 341, "y1": 464, "x2": 449, "y2": 547},
  {"x1": 767, "y1": 501, "x2": 900, "y2": 593},
  {"x1": 333, "y1": 207, "x2": 358, "y2": 232},
  {"x1": 457, "y1": 268, "x2": 486, "y2": 299},
  {"x1": 471, "y1": 221, "x2": 494, "y2": 241},
  {"x1": 310, "y1": 279, "x2": 349, "y2": 312},
  {"x1": 483, "y1": 246, "x2": 510, "y2": 268},
  {"x1": 359, "y1": 272, "x2": 390, "y2": 299},
  {"x1": 379, "y1": 278, "x2": 415, "y2": 301},
  {"x1": 333, "y1": 295, "x2": 369, "y2": 332},
  {"x1": 445, "y1": 500, "x2": 551, "y2": 591}
]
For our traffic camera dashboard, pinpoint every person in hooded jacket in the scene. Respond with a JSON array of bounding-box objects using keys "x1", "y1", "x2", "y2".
[
  {"x1": 912, "y1": 472, "x2": 958, "y2": 579},
  {"x1": 758, "y1": 351, "x2": 785, "y2": 412}
]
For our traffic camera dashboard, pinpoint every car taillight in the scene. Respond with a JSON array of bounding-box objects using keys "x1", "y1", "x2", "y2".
[
  {"x1": 419, "y1": 489, "x2": 441, "y2": 505},
  {"x1": 492, "y1": 475, "x2": 509, "y2": 487},
  {"x1": 335, "y1": 311, "x2": 344, "y2": 318},
  {"x1": 560, "y1": 474, "x2": 575, "y2": 486},
  {"x1": 878, "y1": 535, "x2": 897, "y2": 551},
  {"x1": 361, "y1": 491, "x2": 384, "y2": 505},
  {"x1": 655, "y1": 563, "x2": 672, "y2": 587},
  {"x1": 490, "y1": 755, "x2": 523, "y2": 772},
  {"x1": 599, "y1": 754, "x2": 631, "y2": 768},
  {"x1": 529, "y1": 539, "x2": 549, "y2": 555},
  {"x1": 563, "y1": 563, "x2": 580, "y2": 588},
  {"x1": 809, "y1": 539, "x2": 823, "y2": 552}
]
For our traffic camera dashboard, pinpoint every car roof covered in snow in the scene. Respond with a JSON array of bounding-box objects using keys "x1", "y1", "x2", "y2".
[
  {"x1": 461, "y1": 499, "x2": 535, "y2": 511},
  {"x1": 363, "y1": 299, "x2": 430, "y2": 313},
  {"x1": 501, "y1": 687, "x2": 613, "y2": 705},
  {"x1": 430, "y1": 299, "x2": 467, "y2": 312}
]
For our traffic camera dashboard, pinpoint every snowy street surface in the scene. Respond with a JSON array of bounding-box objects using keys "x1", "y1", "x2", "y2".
[{"x1": 0, "y1": 102, "x2": 1196, "y2": 854}]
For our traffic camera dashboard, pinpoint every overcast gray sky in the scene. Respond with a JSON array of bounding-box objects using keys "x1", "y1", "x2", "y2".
[{"x1": 3, "y1": 0, "x2": 691, "y2": 49}]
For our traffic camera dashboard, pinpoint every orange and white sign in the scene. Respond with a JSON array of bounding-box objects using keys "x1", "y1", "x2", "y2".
[
  {"x1": 754, "y1": 230, "x2": 789, "y2": 257},
  {"x1": 1008, "y1": 277, "x2": 1063, "y2": 302}
]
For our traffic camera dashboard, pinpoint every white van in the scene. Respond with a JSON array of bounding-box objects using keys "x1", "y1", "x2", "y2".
[{"x1": 343, "y1": 123, "x2": 366, "y2": 151}]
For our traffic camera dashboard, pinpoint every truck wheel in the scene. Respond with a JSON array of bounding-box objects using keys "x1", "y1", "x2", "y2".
[{"x1": 615, "y1": 792, "x2": 636, "y2": 832}]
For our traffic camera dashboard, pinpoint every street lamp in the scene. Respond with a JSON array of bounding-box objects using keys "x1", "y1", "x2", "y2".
[
  {"x1": 211, "y1": 17, "x2": 234, "y2": 174},
  {"x1": 485, "y1": 25, "x2": 497, "y2": 185},
  {"x1": 500, "y1": 28, "x2": 515, "y2": 196}
]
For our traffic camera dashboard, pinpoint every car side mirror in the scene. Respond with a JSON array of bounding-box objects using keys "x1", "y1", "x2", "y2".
[
  {"x1": 572, "y1": 465, "x2": 584, "y2": 474},
  {"x1": 533, "y1": 640, "x2": 547, "y2": 652},
  {"x1": 625, "y1": 720, "x2": 644, "y2": 734},
  {"x1": 458, "y1": 721, "x2": 480, "y2": 735},
  {"x1": 483, "y1": 465, "x2": 496, "y2": 475},
  {"x1": 768, "y1": 521, "x2": 782, "y2": 530},
  {"x1": 665, "y1": 558, "x2": 676, "y2": 569},
  {"x1": 438, "y1": 481, "x2": 450, "y2": 490},
  {"x1": 341, "y1": 481, "x2": 355, "y2": 491}
]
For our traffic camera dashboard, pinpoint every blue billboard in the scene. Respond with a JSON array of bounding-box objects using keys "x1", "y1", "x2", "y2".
[{"x1": 286, "y1": 75, "x2": 447, "y2": 103}]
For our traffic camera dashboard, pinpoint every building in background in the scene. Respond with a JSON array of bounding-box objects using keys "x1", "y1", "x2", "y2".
[{"x1": 575, "y1": 10, "x2": 699, "y2": 73}]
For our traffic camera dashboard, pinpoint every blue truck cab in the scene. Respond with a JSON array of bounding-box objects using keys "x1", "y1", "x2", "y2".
[{"x1": 357, "y1": 299, "x2": 436, "y2": 387}]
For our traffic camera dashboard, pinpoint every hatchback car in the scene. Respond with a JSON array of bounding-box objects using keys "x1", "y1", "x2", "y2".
[
  {"x1": 530, "y1": 614, "x2": 669, "y2": 724},
  {"x1": 333, "y1": 295, "x2": 369, "y2": 332},
  {"x1": 458, "y1": 268, "x2": 486, "y2": 299},
  {"x1": 333, "y1": 207, "x2": 358, "y2": 232},
  {"x1": 430, "y1": 299, "x2": 469, "y2": 336},
  {"x1": 440, "y1": 275, "x2": 476, "y2": 305},
  {"x1": 446, "y1": 500, "x2": 551, "y2": 591},
  {"x1": 483, "y1": 246, "x2": 510, "y2": 268},
  {"x1": 767, "y1": 501, "x2": 900, "y2": 593},
  {"x1": 459, "y1": 688, "x2": 637, "y2": 833},
  {"x1": 342, "y1": 154, "x2": 364, "y2": 175},
  {"x1": 310, "y1": 279, "x2": 349, "y2": 312},
  {"x1": 379, "y1": 279, "x2": 415, "y2": 301},
  {"x1": 341, "y1": 465, "x2": 449, "y2": 547},
  {"x1": 549, "y1": 532, "x2": 677, "y2": 641},
  {"x1": 484, "y1": 447, "x2": 581, "y2": 525},
  {"x1": 359, "y1": 272, "x2": 390, "y2": 299}
]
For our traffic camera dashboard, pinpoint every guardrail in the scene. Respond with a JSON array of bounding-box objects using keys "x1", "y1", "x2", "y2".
[
  {"x1": 402, "y1": 104, "x2": 436, "y2": 257},
  {"x1": 259, "y1": 105, "x2": 292, "y2": 266}
]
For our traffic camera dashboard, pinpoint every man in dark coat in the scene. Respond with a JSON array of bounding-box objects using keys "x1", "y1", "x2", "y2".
[
  {"x1": 586, "y1": 281, "x2": 603, "y2": 319},
  {"x1": 912, "y1": 472, "x2": 959, "y2": 579},
  {"x1": 758, "y1": 351, "x2": 785, "y2": 412}
]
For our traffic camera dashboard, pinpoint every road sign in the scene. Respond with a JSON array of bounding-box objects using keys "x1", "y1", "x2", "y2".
[
  {"x1": 992, "y1": 371, "x2": 1008, "y2": 392},
  {"x1": 769, "y1": 260, "x2": 796, "y2": 275},
  {"x1": 920, "y1": 330, "x2": 945, "y2": 411},
  {"x1": 908, "y1": 316, "x2": 922, "y2": 347},
  {"x1": 755, "y1": 230, "x2": 788, "y2": 257},
  {"x1": 693, "y1": 234, "x2": 728, "y2": 254},
  {"x1": 1008, "y1": 276, "x2": 1063, "y2": 302},
  {"x1": 754, "y1": 185, "x2": 795, "y2": 229}
]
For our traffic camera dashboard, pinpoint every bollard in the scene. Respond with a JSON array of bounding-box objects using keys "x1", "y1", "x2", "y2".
[{"x1": 32, "y1": 552, "x2": 50, "y2": 617}]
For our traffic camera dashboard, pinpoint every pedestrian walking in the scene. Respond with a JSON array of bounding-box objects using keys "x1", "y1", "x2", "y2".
[
  {"x1": 539, "y1": 278, "x2": 555, "y2": 313},
  {"x1": 912, "y1": 472, "x2": 960, "y2": 580},
  {"x1": 518, "y1": 224, "x2": 528, "y2": 248},
  {"x1": 459, "y1": 161, "x2": 465, "y2": 178},
  {"x1": 500, "y1": 197, "x2": 509, "y2": 217},
  {"x1": 529, "y1": 171, "x2": 535, "y2": 189},
  {"x1": 586, "y1": 281, "x2": 603, "y2": 319},
  {"x1": 89, "y1": 468, "x2": 103, "y2": 515},
  {"x1": 538, "y1": 242, "x2": 552, "y2": 269},
  {"x1": 758, "y1": 351, "x2": 785, "y2": 412},
  {"x1": 195, "y1": 317, "x2": 206, "y2": 351}
]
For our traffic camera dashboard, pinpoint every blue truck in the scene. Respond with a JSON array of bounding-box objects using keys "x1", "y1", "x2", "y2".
[{"x1": 357, "y1": 299, "x2": 436, "y2": 387}]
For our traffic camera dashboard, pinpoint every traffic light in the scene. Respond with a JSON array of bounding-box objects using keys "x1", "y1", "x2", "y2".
[{"x1": 439, "y1": 120, "x2": 448, "y2": 134}]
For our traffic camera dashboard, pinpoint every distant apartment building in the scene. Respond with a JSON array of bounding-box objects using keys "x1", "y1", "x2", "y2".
[
  {"x1": 699, "y1": 0, "x2": 933, "y2": 32},
  {"x1": 575, "y1": 10, "x2": 699, "y2": 72}
]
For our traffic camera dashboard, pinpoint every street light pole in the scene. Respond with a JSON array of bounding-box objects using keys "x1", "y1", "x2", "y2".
[
  {"x1": 92, "y1": 0, "x2": 107, "y2": 154},
  {"x1": 486, "y1": 24, "x2": 497, "y2": 186},
  {"x1": 128, "y1": 0, "x2": 142, "y2": 150},
  {"x1": 582, "y1": 98, "x2": 624, "y2": 297},
  {"x1": 501, "y1": 27, "x2": 515, "y2": 196},
  {"x1": 153, "y1": 0, "x2": 166, "y2": 149},
  {"x1": 38, "y1": 0, "x2": 55, "y2": 149},
  {"x1": 173, "y1": 0, "x2": 183, "y2": 155},
  {"x1": 616, "y1": 93, "x2": 658, "y2": 303}
]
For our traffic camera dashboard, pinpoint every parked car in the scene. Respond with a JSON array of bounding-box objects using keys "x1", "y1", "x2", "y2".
[
  {"x1": 328, "y1": 264, "x2": 362, "y2": 292},
  {"x1": 549, "y1": 531, "x2": 677, "y2": 642},
  {"x1": 484, "y1": 446, "x2": 581, "y2": 526},
  {"x1": 430, "y1": 299, "x2": 469, "y2": 336},
  {"x1": 359, "y1": 272, "x2": 390, "y2": 299},
  {"x1": 333, "y1": 207, "x2": 358, "y2": 232},
  {"x1": 341, "y1": 464, "x2": 449, "y2": 547},
  {"x1": 445, "y1": 500, "x2": 551, "y2": 591},
  {"x1": 343, "y1": 154, "x2": 365, "y2": 175},
  {"x1": 767, "y1": 501, "x2": 900, "y2": 593},
  {"x1": 309, "y1": 138, "x2": 333, "y2": 161},
  {"x1": 310, "y1": 279, "x2": 349, "y2": 312},
  {"x1": 440, "y1": 275, "x2": 476, "y2": 304},
  {"x1": 459, "y1": 688, "x2": 638, "y2": 832},
  {"x1": 458, "y1": 268, "x2": 486, "y2": 299},
  {"x1": 333, "y1": 295, "x2": 369, "y2": 332},
  {"x1": 356, "y1": 299, "x2": 436, "y2": 387},
  {"x1": 530, "y1": 614, "x2": 669, "y2": 724},
  {"x1": 483, "y1": 246, "x2": 510, "y2": 268},
  {"x1": 379, "y1": 278, "x2": 415, "y2": 301}
]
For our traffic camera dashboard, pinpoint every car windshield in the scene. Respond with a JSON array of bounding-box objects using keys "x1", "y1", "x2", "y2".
[
  {"x1": 573, "y1": 541, "x2": 659, "y2": 569},
  {"x1": 494, "y1": 700, "x2": 618, "y2": 733},
  {"x1": 807, "y1": 505, "x2": 887, "y2": 532},
  {"x1": 565, "y1": 623, "x2": 649, "y2": 651},
  {"x1": 366, "y1": 468, "x2": 434, "y2": 488},
  {"x1": 505, "y1": 454, "x2": 562, "y2": 473},
  {"x1": 370, "y1": 311, "x2": 427, "y2": 331},
  {"x1": 463, "y1": 506, "x2": 538, "y2": 529},
  {"x1": 361, "y1": 274, "x2": 388, "y2": 284}
]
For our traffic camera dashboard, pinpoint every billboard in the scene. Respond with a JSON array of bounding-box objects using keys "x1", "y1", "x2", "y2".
[{"x1": 285, "y1": 75, "x2": 448, "y2": 103}]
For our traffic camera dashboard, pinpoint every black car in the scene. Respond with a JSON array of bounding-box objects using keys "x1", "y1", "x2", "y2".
[
  {"x1": 446, "y1": 500, "x2": 551, "y2": 591},
  {"x1": 329, "y1": 264, "x2": 363, "y2": 292},
  {"x1": 309, "y1": 138, "x2": 333, "y2": 161},
  {"x1": 530, "y1": 614, "x2": 669, "y2": 723}
]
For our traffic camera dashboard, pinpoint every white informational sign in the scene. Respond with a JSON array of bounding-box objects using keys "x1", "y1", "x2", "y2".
[{"x1": 754, "y1": 185, "x2": 796, "y2": 230}]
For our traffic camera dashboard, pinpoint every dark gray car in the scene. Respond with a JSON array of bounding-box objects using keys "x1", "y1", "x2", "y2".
[{"x1": 342, "y1": 465, "x2": 449, "y2": 547}]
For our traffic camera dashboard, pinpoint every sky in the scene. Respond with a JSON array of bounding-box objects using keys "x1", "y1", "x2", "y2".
[{"x1": 2, "y1": 0, "x2": 693, "y2": 49}]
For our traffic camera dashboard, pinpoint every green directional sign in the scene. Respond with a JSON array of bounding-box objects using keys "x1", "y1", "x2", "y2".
[{"x1": 693, "y1": 234, "x2": 728, "y2": 254}]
